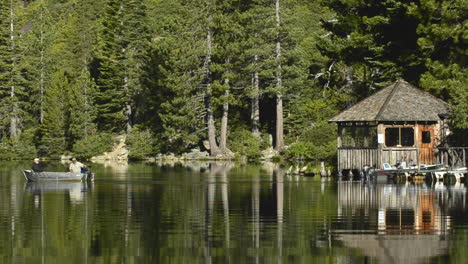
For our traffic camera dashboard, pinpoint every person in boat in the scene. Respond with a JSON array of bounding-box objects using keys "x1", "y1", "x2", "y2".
[
  {"x1": 32, "y1": 158, "x2": 45, "y2": 172},
  {"x1": 80, "y1": 165, "x2": 89, "y2": 174},
  {"x1": 69, "y1": 158, "x2": 85, "y2": 173}
]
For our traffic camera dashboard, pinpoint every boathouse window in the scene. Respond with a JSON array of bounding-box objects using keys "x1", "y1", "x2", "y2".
[
  {"x1": 422, "y1": 131, "x2": 431, "y2": 144},
  {"x1": 385, "y1": 127, "x2": 414, "y2": 147},
  {"x1": 341, "y1": 126, "x2": 377, "y2": 147}
]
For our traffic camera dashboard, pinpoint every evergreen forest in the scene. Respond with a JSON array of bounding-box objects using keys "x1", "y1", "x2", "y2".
[{"x1": 0, "y1": 0, "x2": 466, "y2": 160}]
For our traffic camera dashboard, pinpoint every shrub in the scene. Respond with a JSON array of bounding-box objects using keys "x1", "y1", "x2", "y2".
[
  {"x1": 228, "y1": 128, "x2": 262, "y2": 160},
  {"x1": 72, "y1": 132, "x2": 114, "y2": 159},
  {"x1": 284, "y1": 121, "x2": 337, "y2": 161},
  {"x1": 0, "y1": 129, "x2": 38, "y2": 159},
  {"x1": 126, "y1": 127, "x2": 155, "y2": 160}
]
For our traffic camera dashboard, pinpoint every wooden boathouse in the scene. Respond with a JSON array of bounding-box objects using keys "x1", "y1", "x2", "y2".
[{"x1": 329, "y1": 80, "x2": 454, "y2": 174}]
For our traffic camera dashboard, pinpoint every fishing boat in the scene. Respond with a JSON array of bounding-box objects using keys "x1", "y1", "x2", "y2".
[{"x1": 22, "y1": 170, "x2": 94, "y2": 182}]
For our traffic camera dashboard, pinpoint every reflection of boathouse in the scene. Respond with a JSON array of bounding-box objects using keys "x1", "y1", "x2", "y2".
[
  {"x1": 329, "y1": 80, "x2": 452, "y2": 173},
  {"x1": 335, "y1": 181, "x2": 467, "y2": 264}
]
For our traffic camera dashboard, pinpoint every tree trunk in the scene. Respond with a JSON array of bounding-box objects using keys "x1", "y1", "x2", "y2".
[
  {"x1": 251, "y1": 53, "x2": 260, "y2": 137},
  {"x1": 219, "y1": 88, "x2": 229, "y2": 151},
  {"x1": 124, "y1": 74, "x2": 132, "y2": 133},
  {"x1": 39, "y1": 2, "x2": 45, "y2": 125},
  {"x1": 275, "y1": 0, "x2": 284, "y2": 151},
  {"x1": 205, "y1": 29, "x2": 220, "y2": 156},
  {"x1": 9, "y1": 0, "x2": 19, "y2": 140},
  {"x1": 276, "y1": 95, "x2": 284, "y2": 150}
]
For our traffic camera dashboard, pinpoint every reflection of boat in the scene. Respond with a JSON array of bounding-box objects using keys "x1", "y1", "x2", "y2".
[
  {"x1": 24, "y1": 181, "x2": 90, "y2": 203},
  {"x1": 24, "y1": 181, "x2": 89, "y2": 193},
  {"x1": 23, "y1": 170, "x2": 94, "y2": 182}
]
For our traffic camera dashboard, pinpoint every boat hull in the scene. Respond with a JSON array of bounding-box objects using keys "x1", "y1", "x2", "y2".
[{"x1": 23, "y1": 170, "x2": 94, "y2": 182}]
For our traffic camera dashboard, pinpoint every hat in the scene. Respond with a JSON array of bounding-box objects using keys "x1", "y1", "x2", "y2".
[
  {"x1": 72, "y1": 158, "x2": 77, "y2": 161},
  {"x1": 34, "y1": 158, "x2": 39, "y2": 162}
]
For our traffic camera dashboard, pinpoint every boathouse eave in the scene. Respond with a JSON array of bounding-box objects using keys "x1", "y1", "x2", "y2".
[{"x1": 329, "y1": 80, "x2": 451, "y2": 124}]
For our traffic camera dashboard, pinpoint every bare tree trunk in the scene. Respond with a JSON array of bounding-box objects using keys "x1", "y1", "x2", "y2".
[
  {"x1": 219, "y1": 88, "x2": 229, "y2": 151},
  {"x1": 276, "y1": 95, "x2": 284, "y2": 150},
  {"x1": 251, "y1": 53, "x2": 260, "y2": 137},
  {"x1": 9, "y1": 0, "x2": 19, "y2": 140},
  {"x1": 39, "y1": 2, "x2": 45, "y2": 125},
  {"x1": 219, "y1": 59, "x2": 233, "y2": 156},
  {"x1": 205, "y1": 29, "x2": 220, "y2": 156},
  {"x1": 124, "y1": 74, "x2": 132, "y2": 133},
  {"x1": 275, "y1": 0, "x2": 284, "y2": 151}
]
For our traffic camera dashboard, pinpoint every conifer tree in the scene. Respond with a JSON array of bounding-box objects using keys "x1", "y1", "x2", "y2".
[
  {"x1": 39, "y1": 70, "x2": 68, "y2": 156},
  {"x1": 66, "y1": 69, "x2": 97, "y2": 149},
  {"x1": 409, "y1": 0, "x2": 468, "y2": 128},
  {"x1": 94, "y1": 0, "x2": 126, "y2": 133},
  {"x1": 147, "y1": 0, "x2": 207, "y2": 153},
  {"x1": 318, "y1": 0, "x2": 425, "y2": 100},
  {"x1": 95, "y1": 0, "x2": 150, "y2": 133},
  {"x1": 0, "y1": 0, "x2": 27, "y2": 142}
]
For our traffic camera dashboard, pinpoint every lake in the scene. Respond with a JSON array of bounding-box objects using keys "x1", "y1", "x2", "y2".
[{"x1": 0, "y1": 160, "x2": 467, "y2": 263}]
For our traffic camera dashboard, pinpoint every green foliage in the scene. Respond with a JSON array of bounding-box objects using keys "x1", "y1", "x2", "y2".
[
  {"x1": 0, "y1": 129, "x2": 37, "y2": 159},
  {"x1": 228, "y1": 128, "x2": 262, "y2": 160},
  {"x1": 38, "y1": 70, "x2": 68, "y2": 157},
  {"x1": 0, "y1": 0, "x2": 465, "y2": 159},
  {"x1": 126, "y1": 127, "x2": 156, "y2": 160},
  {"x1": 72, "y1": 132, "x2": 114, "y2": 159},
  {"x1": 284, "y1": 121, "x2": 337, "y2": 160},
  {"x1": 65, "y1": 69, "x2": 97, "y2": 148}
]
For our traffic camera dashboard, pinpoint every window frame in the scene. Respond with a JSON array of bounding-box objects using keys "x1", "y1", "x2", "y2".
[
  {"x1": 421, "y1": 130, "x2": 432, "y2": 144},
  {"x1": 384, "y1": 126, "x2": 415, "y2": 148}
]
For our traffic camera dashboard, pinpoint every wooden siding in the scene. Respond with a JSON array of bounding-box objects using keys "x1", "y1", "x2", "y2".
[
  {"x1": 338, "y1": 147, "x2": 378, "y2": 171},
  {"x1": 382, "y1": 148, "x2": 418, "y2": 166}
]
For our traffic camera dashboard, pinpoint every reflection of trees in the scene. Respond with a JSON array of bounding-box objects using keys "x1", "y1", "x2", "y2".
[{"x1": 0, "y1": 161, "x2": 402, "y2": 263}]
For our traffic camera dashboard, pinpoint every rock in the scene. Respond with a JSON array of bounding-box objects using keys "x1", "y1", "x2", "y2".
[
  {"x1": 91, "y1": 135, "x2": 129, "y2": 161},
  {"x1": 182, "y1": 150, "x2": 209, "y2": 159},
  {"x1": 261, "y1": 147, "x2": 277, "y2": 160},
  {"x1": 203, "y1": 140, "x2": 210, "y2": 150}
]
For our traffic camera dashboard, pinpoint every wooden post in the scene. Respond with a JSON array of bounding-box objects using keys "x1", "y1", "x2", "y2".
[
  {"x1": 463, "y1": 148, "x2": 466, "y2": 167},
  {"x1": 415, "y1": 125, "x2": 420, "y2": 168},
  {"x1": 377, "y1": 124, "x2": 384, "y2": 169},
  {"x1": 337, "y1": 124, "x2": 342, "y2": 176}
]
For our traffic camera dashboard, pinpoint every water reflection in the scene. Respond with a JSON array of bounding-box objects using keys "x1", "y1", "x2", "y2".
[
  {"x1": 1, "y1": 161, "x2": 468, "y2": 263},
  {"x1": 336, "y1": 180, "x2": 467, "y2": 263},
  {"x1": 24, "y1": 181, "x2": 91, "y2": 204}
]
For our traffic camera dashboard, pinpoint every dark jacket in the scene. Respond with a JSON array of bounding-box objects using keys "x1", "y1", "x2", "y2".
[{"x1": 32, "y1": 163, "x2": 44, "y2": 172}]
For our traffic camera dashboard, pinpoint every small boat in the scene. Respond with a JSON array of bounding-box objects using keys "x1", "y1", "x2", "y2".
[{"x1": 23, "y1": 170, "x2": 94, "y2": 182}]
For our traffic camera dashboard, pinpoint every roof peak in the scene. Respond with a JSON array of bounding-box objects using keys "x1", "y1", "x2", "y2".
[{"x1": 329, "y1": 80, "x2": 451, "y2": 123}]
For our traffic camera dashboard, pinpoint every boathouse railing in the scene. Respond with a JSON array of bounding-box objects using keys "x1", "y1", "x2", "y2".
[
  {"x1": 337, "y1": 147, "x2": 378, "y2": 171},
  {"x1": 437, "y1": 147, "x2": 468, "y2": 168}
]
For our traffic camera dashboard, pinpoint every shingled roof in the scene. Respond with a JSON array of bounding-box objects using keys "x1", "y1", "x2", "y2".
[{"x1": 329, "y1": 80, "x2": 451, "y2": 122}]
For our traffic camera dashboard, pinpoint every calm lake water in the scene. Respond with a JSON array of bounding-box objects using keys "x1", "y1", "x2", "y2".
[{"x1": 1, "y1": 160, "x2": 468, "y2": 264}]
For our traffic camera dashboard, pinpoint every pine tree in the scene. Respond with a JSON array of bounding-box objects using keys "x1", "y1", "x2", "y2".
[
  {"x1": 21, "y1": 0, "x2": 56, "y2": 126},
  {"x1": 94, "y1": 0, "x2": 126, "y2": 133},
  {"x1": 146, "y1": 0, "x2": 207, "y2": 153},
  {"x1": 318, "y1": 0, "x2": 425, "y2": 101},
  {"x1": 0, "y1": 0, "x2": 27, "y2": 142},
  {"x1": 409, "y1": 0, "x2": 468, "y2": 128},
  {"x1": 39, "y1": 70, "x2": 68, "y2": 156},
  {"x1": 66, "y1": 69, "x2": 97, "y2": 149},
  {"x1": 95, "y1": 0, "x2": 150, "y2": 133}
]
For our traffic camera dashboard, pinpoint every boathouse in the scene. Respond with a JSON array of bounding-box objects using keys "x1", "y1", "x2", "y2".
[{"x1": 329, "y1": 80, "x2": 452, "y2": 174}]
